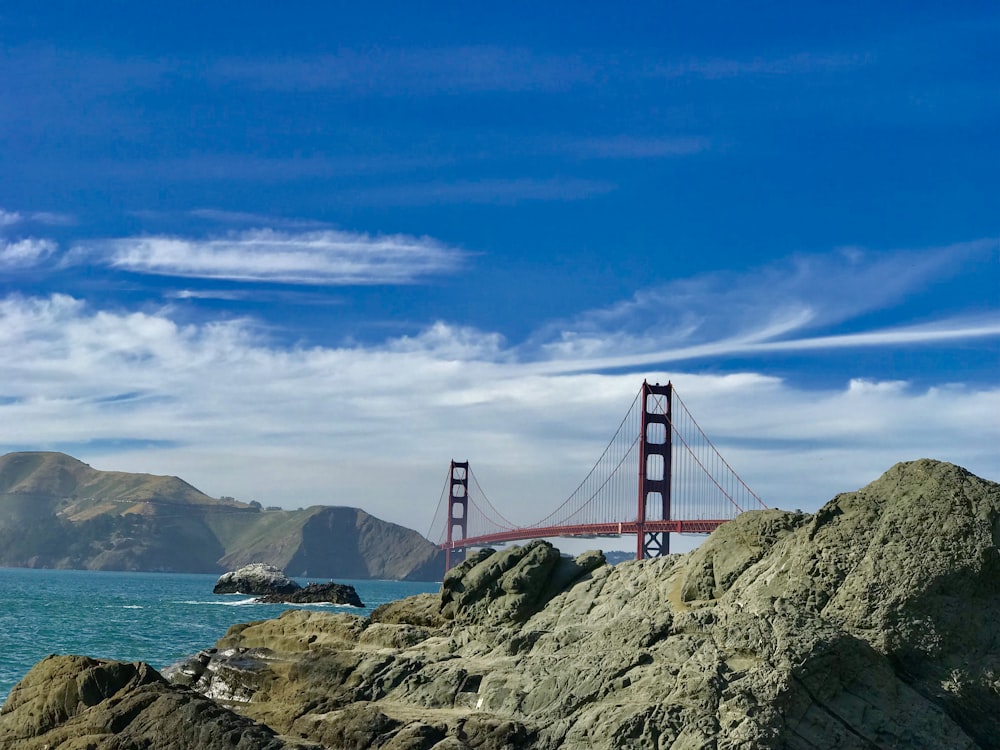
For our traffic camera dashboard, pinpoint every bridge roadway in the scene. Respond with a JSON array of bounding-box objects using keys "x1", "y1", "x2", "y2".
[{"x1": 441, "y1": 519, "x2": 728, "y2": 550}]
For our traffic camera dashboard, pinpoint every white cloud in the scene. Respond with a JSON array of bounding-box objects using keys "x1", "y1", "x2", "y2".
[
  {"x1": 0, "y1": 292, "x2": 996, "y2": 549},
  {"x1": 168, "y1": 289, "x2": 249, "y2": 301},
  {"x1": 531, "y1": 238, "x2": 998, "y2": 367},
  {"x1": 25, "y1": 211, "x2": 74, "y2": 226},
  {"x1": 0, "y1": 208, "x2": 73, "y2": 227},
  {"x1": 73, "y1": 228, "x2": 466, "y2": 285},
  {"x1": 0, "y1": 238, "x2": 57, "y2": 268},
  {"x1": 532, "y1": 316, "x2": 1000, "y2": 376},
  {"x1": 387, "y1": 322, "x2": 507, "y2": 360}
]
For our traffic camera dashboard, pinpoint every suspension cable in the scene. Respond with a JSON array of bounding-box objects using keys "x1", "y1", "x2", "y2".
[
  {"x1": 426, "y1": 465, "x2": 453, "y2": 543},
  {"x1": 671, "y1": 389, "x2": 766, "y2": 509},
  {"x1": 530, "y1": 388, "x2": 642, "y2": 528},
  {"x1": 468, "y1": 467, "x2": 519, "y2": 531}
]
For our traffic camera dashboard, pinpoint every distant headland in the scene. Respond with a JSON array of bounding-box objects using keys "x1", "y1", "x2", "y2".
[{"x1": 0, "y1": 451, "x2": 443, "y2": 581}]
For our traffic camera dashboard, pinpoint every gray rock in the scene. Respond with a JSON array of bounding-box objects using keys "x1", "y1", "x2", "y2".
[
  {"x1": 0, "y1": 654, "x2": 319, "y2": 749},
  {"x1": 214, "y1": 562, "x2": 301, "y2": 595},
  {"x1": 370, "y1": 592, "x2": 446, "y2": 627},
  {"x1": 255, "y1": 581, "x2": 364, "y2": 607},
  {"x1": 440, "y1": 541, "x2": 605, "y2": 624}
]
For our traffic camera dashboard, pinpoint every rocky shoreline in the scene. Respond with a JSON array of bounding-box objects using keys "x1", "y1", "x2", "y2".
[{"x1": 2, "y1": 459, "x2": 998, "y2": 749}]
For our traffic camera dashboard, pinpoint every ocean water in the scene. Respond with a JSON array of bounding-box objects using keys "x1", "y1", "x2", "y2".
[{"x1": 0, "y1": 567, "x2": 438, "y2": 701}]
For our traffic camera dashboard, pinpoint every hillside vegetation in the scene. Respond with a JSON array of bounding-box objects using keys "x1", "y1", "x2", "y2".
[{"x1": 0, "y1": 452, "x2": 443, "y2": 580}]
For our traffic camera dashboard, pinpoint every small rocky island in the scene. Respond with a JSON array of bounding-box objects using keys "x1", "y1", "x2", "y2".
[
  {"x1": 213, "y1": 562, "x2": 364, "y2": 607},
  {"x1": 2, "y1": 459, "x2": 999, "y2": 749}
]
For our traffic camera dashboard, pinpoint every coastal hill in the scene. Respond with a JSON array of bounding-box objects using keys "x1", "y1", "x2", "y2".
[
  {"x1": 2, "y1": 458, "x2": 998, "y2": 748},
  {"x1": 0, "y1": 451, "x2": 442, "y2": 580}
]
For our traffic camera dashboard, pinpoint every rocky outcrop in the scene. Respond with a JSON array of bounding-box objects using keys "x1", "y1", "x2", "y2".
[
  {"x1": 7, "y1": 459, "x2": 999, "y2": 749},
  {"x1": 168, "y1": 459, "x2": 1000, "y2": 749},
  {"x1": 213, "y1": 564, "x2": 365, "y2": 606},
  {"x1": 0, "y1": 654, "x2": 319, "y2": 749},
  {"x1": 256, "y1": 581, "x2": 365, "y2": 607},
  {"x1": 214, "y1": 563, "x2": 301, "y2": 595}
]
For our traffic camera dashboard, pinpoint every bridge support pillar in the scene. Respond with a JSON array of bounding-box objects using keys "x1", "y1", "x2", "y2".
[
  {"x1": 445, "y1": 460, "x2": 469, "y2": 573},
  {"x1": 637, "y1": 381, "x2": 672, "y2": 560}
]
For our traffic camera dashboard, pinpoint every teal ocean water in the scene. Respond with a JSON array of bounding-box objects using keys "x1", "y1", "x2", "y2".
[{"x1": 0, "y1": 567, "x2": 438, "y2": 701}]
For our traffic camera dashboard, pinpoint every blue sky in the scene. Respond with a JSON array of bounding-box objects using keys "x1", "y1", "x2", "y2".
[{"x1": 1, "y1": 3, "x2": 997, "y2": 549}]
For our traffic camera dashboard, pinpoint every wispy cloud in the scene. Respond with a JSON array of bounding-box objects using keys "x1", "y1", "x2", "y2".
[
  {"x1": 653, "y1": 52, "x2": 872, "y2": 80},
  {"x1": 533, "y1": 317, "x2": 1000, "y2": 375},
  {"x1": 165, "y1": 287, "x2": 348, "y2": 306},
  {"x1": 0, "y1": 208, "x2": 73, "y2": 227},
  {"x1": 25, "y1": 211, "x2": 75, "y2": 226},
  {"x1": 167, "y1": 289, "x2": 249, "y2": 302},
  {"x1": 0, "y1": 238, "x2": 57, "y2": 269},
  {"x1": 532, "y1": 239, "x2": 998, "y2": 363},
  {"x1": 72, "y1": 229, "x2": 467, "y2": 285}
]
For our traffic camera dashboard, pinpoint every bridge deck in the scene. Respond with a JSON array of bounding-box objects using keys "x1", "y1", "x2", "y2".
[{"x1": 442, "y1": 519, "x2": 728, "y2": 550}]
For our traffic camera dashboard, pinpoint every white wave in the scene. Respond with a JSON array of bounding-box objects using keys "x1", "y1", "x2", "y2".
[{"x1": 175, "y1": 599, "x2": 365, "y2": 609}]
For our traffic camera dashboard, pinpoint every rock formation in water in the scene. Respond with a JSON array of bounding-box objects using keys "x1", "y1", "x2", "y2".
[
  {"x1": 256, "y1": 581, "x2": 365, "y2": 607},
  {"x1": 4, "y1": 459, "x2": 999, "y2": 749},
  {"x1": 213, "y1": 563, "x2": 365, "y2": 606},
  {"x1": 214, "y1": 563, "x2": 302, "y2": 595}
]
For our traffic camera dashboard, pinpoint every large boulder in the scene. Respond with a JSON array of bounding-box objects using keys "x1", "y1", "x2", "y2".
[
  {"x1": 440, "y1": 541, "x2": 606, "y2": 623},
  {"x1": 214, "y1": 563, "x2": 300, "y2": 596},
  {"x1": 0, "y1": 654, "x2": 317, "y2": 749}
]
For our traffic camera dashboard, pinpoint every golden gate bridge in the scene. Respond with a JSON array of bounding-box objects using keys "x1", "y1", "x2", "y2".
[{"x1": 428, "y1": 381, "x2": 767, "y2": 571}]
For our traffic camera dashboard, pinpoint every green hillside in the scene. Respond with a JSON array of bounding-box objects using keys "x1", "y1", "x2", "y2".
[{"x1": 0, "y1": 452, "x2": 444, "y2": 580}]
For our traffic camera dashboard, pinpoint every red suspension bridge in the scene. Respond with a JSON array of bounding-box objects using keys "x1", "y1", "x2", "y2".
[{"x1": 428, "y1": 381, "x2": 768, "y2": 571}]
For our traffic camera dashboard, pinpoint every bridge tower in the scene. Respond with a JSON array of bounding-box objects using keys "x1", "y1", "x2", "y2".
[
  {"x1": 637, "y1": 381, "x2": 673, "y2": 559},
  {"x1": 445, "y1": 460, "x2": 469, "y2": 572}
]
